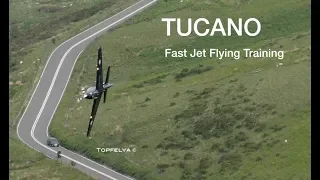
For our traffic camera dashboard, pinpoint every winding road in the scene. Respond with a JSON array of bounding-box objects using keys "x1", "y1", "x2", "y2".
[{"x1": 16, "y1": 0, "x2": 158, "y2": 179}]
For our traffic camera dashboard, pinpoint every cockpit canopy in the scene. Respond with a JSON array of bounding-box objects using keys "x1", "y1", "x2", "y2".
[{"x1": 86, "y1": 87, "x2": 96, "y2": 94}]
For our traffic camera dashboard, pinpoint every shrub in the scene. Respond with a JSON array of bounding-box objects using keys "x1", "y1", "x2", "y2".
[
  {"x1": 184, "y1": 152, "x2": 193, "y2": 160},
  {"x1": 219, "y1": 153, "x2": 242, "y2": 171},
  {"x1": 199, "y1": 156, "x2": 212, "y2": 169},
  {"x1": 235, "y1": 132, "x2": 248, "y2": 142},
  {"x1": 211, "y1": 142, "x2": 221, "y2": 151}
]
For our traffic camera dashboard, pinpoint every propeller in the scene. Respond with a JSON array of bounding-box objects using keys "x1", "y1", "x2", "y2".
[{"x1": 104, "y1": 66, "x2": 111, "y2": 103}]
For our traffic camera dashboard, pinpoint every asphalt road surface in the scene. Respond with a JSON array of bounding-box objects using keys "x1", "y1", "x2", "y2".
[{"x1": 17, "y1": 0, "x2": 158, "y2": 179}]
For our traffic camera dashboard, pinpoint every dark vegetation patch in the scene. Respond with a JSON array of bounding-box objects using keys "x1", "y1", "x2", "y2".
[
  {"x1": 173, "y1": 92, "x2": 180, "y2": 98},
  {"x1": 181, "y1": 130, "x2": 197, "y2": 141},
  {"x1": 255, "y1": 156, "x2": 263, "y2": 162},
  {"x1": 236, "y1": 84, "x2": 247, "y2": 92},
  {"x1": 156, "y1": 135, "x2": 199, "y2": 150},
  {"x1": 140, "y1": 104, "x2": 148, "y2": 107},
  {"x1": 174, "y1": 100, "x2": 208, "y2": 122},
  {"x1": 38, "y1": 5, "x2": 63, "y2": 13},
  {"x1": 185, "y1": 90, "x2": 196, "y2": 94},
  {"x1": 270, "y1": 124, "x2": 286, "y2": 132},
  {"x1": 197, "y1": 156, "x2": 212, "y2": 170},
  {"x1": 160, "y1": 151, "x2": 168, "y2": 156},
  {"x1": 225, "y1": 137, "x2": 238, "y2": 149},
  {"x1": 254, "y1": 123, "x2": 267, "y2": 132},
  {"x1": 219, "y1": 153, "x2": 242, "y2": 172},
  {"x1": 241, "y1": 142, "x2": 262, "y2": 153},
  {"x1": 183, "y1": 152, "x2": 194, "y2": 160},
  {"x1": 191, "y1": 87, "x2": 216, "y2": 100},
  {"x1": 132, "y1": 74, "x2": 167, "y2": 88},
  {"x1": 235, "y1": 132, "x2": 249, "y2": 141},
  {"x1": 141, "y1": 145, "x2": 148, "y2": 149},
  {"x1": 156, "y1": 163, "x2": 170, "y2": 174},
  {"x1": 171, "y1": 153, "x2": 180, "y2": 160},
  {"x1": 174, "y1": 65, "x2": 213, "y2": 81},
  {"x1": 193, "y1": 115, "x2": 236, "y2": 139},
  {"x1": 211, "y1": 142, "x2": 221, "y2": 151},
  {"x1": 229, "y1": 79, "x2": 238, "y2": 83},
  {"x1": 262, "y1": 132, "x2": 269, "y2": 138}
]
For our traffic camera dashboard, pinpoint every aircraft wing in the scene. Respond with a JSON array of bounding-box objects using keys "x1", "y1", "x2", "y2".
[
  {"x1": 86, "y1": 93, "x2": 102, "y2": 137},
  {"x1": 95, "y1": 47, "x2": 103, "y2": 91}
]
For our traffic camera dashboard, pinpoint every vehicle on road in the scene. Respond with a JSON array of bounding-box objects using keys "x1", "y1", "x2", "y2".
[{"x1": 47, "y1": 137, "x2": 59, "y2": 147}]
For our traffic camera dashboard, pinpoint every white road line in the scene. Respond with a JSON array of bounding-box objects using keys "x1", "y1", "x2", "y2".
[{"x1": 18, "y1": 0, "x2": 158, "y2": 179}]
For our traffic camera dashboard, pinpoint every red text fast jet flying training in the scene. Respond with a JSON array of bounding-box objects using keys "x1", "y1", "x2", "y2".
[{"x1": 83, "y1": 47, "x2": 113, "y2": 137}]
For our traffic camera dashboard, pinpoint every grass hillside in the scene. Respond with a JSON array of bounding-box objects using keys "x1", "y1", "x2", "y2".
[
  {"x1": 9, "y1": 0, "x2": 138, "y2": 179},
  {"x1": 50, "y1": 0, "x2": 310, "y2": 179}
]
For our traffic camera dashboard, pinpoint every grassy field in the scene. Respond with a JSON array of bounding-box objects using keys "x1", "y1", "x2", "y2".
[
  {"x1": 9, "y1": 0, "x2": 139, "y2": 179},
  {"x1": 49, "y1": 0, "x2": 310, "y2": 179}
]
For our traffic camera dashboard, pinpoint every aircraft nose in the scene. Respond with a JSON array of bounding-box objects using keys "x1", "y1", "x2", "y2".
[{"x1": 83, "y1": 94, "x2": 88, "y2": 98}]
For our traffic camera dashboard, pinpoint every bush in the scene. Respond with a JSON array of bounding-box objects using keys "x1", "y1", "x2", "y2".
[
  {"x1": 235, "y1": 132, "x2": 248, "y2": 142},
  {"x1": 211, "y1": 142, "x2": 221, "y2": 151},
  {"x1": 160, "y1": 151, "x2": 168, "y2": 156},
  {"x1": 156, "y1": 164, "x2": 170, "y2": 169},
  {"x1": 225, "y1": 138, "x2": 237, "y2": 149},
  {"x1": 234, "y1": 112, "x2": 245, "y2": 120},
  {"x1": 181, "y1": 130, "x2": 192, "y2": 138},
  {"x1": 175, "y1": 65, "x2": 213, "y2": 81},
  {"x1": 243, "y1": 142, "x2": 261, "y2": 153},
  {"x1": 184, "y1": 152, "x2": 193, "y2": 160},
  {"x1": 244, "y1": 117, "x2": 256, "y2": 130},
  {"x1": 244, "y1": 106, "x2": 256, "y2": 112},
  {"x1": 132, "y1": 84, "x2": 144, "y2": 88},
  {"x1": 174, "y1": 101, "x2": 207, "y2": 121},
  {"x1": 255, "y1": 156, "x2": 263, "y2": 161},
  {"x1": 219, "y1": 153, "x2": 242, "y2": 171},
  {"x1": 199, "y1": 156, "x2": 212, "y2": 169},
  {"x1": 51, "y1": 37, "x2": 56, "y2": 44},
  {"x1": 270, "y1": 124, "x2": 286, "y2": 132},
  {"x1": 254, "y1": 123, "x2": 267, "y2": 132},
  {"x1": 200, "y1": 87, "x2": 216, "y2": 95},
  {"x1": 178, "y1": 161, "x2": 186, "y2": 169}
]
